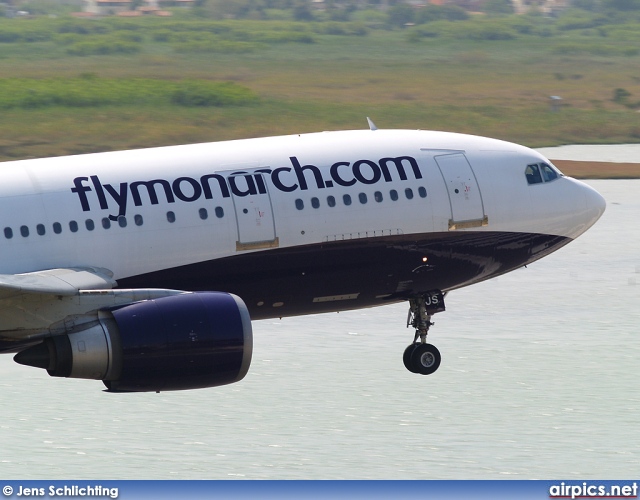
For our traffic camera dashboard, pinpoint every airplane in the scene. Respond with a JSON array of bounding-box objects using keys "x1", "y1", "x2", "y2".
[{"x1": 0, "y1": 121, "x2": 605, "y2": 392}]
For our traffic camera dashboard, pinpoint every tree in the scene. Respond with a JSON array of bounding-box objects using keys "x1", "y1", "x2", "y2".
[
  {"x1": 292, "y1": 3, "x2": 314, "y2": 21},
  {"x1": 387, "y1": 4, "x2": 414, "y2": 27},
  {"x1": 201, "y1": 0, "x2": 266, "y2": 19},
  {"x1": 603, "y1": 0, "x2": 640, "y2": 10},
  {"x1": 571, "y1": 0, "x2": 602, "y2": 11},
  {"x1": 484, "y1": 0, "x2": 515, "y2": 14},
  {"x1": 415, "y1": 5, "x2": 468, "y2": 23}
]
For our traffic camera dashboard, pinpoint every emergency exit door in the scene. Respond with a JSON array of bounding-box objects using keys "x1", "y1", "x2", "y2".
[
  {"x1": 230, "y1": 173, "x2": 278, "y2": 250},
  {"x1": 435, "y1": 153, "x2": 487, "y2": 230}
]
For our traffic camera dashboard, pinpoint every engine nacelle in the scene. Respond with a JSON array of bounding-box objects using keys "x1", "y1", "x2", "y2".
[{"x1": 14, "y1": 292, "x2": 252, "y2": 392}]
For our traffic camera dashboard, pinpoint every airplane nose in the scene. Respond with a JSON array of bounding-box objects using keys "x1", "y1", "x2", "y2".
[
  {"x1": 582, "y1": 181, "x2": 606, "y2": 225},
  {"x1": 556, "y1": 177, "x2": 606, "y2": 240}
]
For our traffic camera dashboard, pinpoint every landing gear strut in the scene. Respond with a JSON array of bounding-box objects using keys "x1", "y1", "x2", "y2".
[{"x1": 403, "y1": 291, "x2": 445, "y2": 375}]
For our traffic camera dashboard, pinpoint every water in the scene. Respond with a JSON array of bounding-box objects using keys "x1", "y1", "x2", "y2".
[{"x1": 0, "y1": 177, "x2": 638, "y2": 480}]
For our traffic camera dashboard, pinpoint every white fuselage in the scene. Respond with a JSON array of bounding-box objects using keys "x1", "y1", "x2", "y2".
[{"x1": 0, "y1": 129, "x2": 603, "y2": 283}]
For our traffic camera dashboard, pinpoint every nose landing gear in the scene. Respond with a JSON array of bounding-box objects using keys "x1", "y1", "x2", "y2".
[{"x1": 403, "y1": 291, "x2": 445, "y2": 375}]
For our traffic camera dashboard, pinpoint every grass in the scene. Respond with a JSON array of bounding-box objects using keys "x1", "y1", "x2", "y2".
[
  {"x1": 0, "y1": 17, "x2": 640, "y2": 162},
  {"x1": 0, "y1": 77, "x2": 258, "y2": 109}
]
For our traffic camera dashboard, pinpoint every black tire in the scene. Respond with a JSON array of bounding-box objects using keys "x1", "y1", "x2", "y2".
[
  {"x1": 410, "y1": 343, "x2": 441, "y2": 375},
  {"x1": 403, "y1": 344, "x2": 419, "y2": 373}
]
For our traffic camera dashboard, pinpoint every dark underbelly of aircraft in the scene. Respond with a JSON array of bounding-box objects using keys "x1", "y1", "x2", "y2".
[{"x1": 117, "y1": 231, "x2": 570, "y2": 320}]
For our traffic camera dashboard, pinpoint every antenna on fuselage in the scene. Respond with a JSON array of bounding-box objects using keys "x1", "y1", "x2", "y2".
[{"x1": 366, "y1": 117, "x2": 378, "y2": 131}]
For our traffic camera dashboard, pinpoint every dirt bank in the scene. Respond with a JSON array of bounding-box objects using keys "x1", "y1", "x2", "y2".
[{"x1": 551, "y1": 160, "x2": 640, "y2": 179}]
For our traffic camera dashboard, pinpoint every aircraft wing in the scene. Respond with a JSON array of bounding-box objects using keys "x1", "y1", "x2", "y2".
[
  {"x1": 0, "y1": 267, "x2": 191, "y2": 350},
  {"x1": 0, "y1": 267, "x2": 117, "y2": 299}
]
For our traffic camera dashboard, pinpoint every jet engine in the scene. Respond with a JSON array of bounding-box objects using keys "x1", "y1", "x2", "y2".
[{"x1": 14, "y1": 292, "x2": 252, "y2": 392}]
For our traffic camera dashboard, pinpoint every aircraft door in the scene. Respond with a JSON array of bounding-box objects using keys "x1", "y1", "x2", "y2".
[
  {"x1": 229, "y1": 173, "x2": 279, "y2": 251},
  {"x1": 434, "y1": 153, "x2": 488, "y2": 230}
]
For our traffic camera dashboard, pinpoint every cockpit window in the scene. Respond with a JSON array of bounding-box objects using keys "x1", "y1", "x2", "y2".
[
  {"x1": 525, "y1": 164, "x2": 542, "y2": 185},
  {"x1": 526, "y1": 162, "x2": 560, "y2": 185},
  {"x1": 540, "y1": 163, "x2": 558, "y2": 182}
]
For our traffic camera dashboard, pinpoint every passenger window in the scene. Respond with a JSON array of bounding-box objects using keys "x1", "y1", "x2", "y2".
[
  {"x1": 199, "y1": 208, "x2": 208, "y2": 220},
  {"x1": 167, "y1": 211, "x2": 176, "y2": 223},
  {"x1": 36, "y1": 224, "x2": 45, "y2": 236},
  {"x1": 102, "y1": 218, "x2": 111, "y2": 229},
  {"x1": 541, "y1": 163, "x2": 559, "y2": 182},
  {"x1": 134, "y1": 214, "x2": 143, "y2": 226},
  {"x1": 359, "y1": 193, "x2": 367, "y2": 204},
  {"x1": 525, "y1": 164, "x2": 543, "y2": 185},
  {"x1": 343, "y1": 194, "x2": 352, "y2": 206},
  {"x1": 215, "y1": 207, "x2": 224, "y2": 218},
  {"x1": 390, "y1": 189, "x2": 399, "y2": 201},
  {"x1": 418, "y1": 187, "x2": 427, "y2": 198},
  {"x1": 374, "y1": 191, "x2": 383, "y2": 203},
  {"x1": 20, "y1": 226, "x2": 29, "y2": 237},
  {"x1": 53, "y1": 222, "x2": 62, "y2": 234},
  {"x1": 69, "y1": 221, "x2": 78, "y2": 233},
  {"x1": 295, "y1": 199, "x2": 304, "y2": 210},
  {"x1": 311, "y1": 197, "x2": 320, "y2": 209},
  {"x1": 85, "y1": 219, "x2": 95, "y2": 231},
  {"x1": 405, "y1": 188, "x2": 414, "y2": 200},
  {"x1": 4, "y1": 227, "x2": 12, "y2": 239},
  {"x1": 327, "y1": 196, "x2": 336, "y2": 208},
  {"x1": 118, "y1": 216, "x2": 127, "y2": 228}
]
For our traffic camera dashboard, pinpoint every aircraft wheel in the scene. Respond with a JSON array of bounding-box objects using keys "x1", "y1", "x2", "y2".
[
  {"x1": 410, "y1": 343, "x2": 441, "y2": 375},
  {"x1": 403, "y1": 344, "x2": 419, "y2": 373}
]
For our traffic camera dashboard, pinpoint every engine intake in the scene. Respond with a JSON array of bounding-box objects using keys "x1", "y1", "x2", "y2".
[{"x1": 14, "y1": 292, "x2": 252, "y2": 392}]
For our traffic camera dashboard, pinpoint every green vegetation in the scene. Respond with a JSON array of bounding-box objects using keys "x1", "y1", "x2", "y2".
[
  {"x1": 1, "y1": 8, "x2": 640, "y2": 161},
  {"x1": 0, "y1": 77, "x2": 257, "y2": 108}
]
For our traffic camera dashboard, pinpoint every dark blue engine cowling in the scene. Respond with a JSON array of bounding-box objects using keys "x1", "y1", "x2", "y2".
[
  {"x1": 14, "y1": 292, "x2": 253, "y2": 393},
  {"x1": 104, "y1": 292, "x2": 252, "y2": 392}
]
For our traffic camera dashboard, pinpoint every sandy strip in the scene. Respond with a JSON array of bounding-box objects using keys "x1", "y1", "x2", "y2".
[{"x1": 550, "y1": 160, "x2": 640, "y2": 179}]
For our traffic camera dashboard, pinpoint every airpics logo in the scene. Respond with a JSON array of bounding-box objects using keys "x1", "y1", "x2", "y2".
[
  {"x1": 70, "y1": 155, "x2": 423, "y2": 220},
  {"x1": 549, "y1": 482, "x2": 638, "y2": 499},
  {"x1": 3, "y1": 485, "x2": 118, "y2": 498}
]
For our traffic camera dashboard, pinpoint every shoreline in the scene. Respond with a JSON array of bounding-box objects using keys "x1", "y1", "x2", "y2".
[{"x1": 550, "y1": 160, "x2": 640, "y2": 179}]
